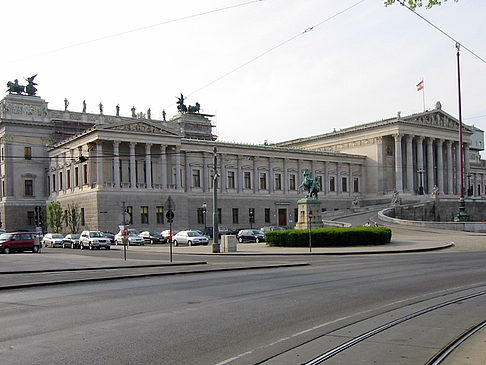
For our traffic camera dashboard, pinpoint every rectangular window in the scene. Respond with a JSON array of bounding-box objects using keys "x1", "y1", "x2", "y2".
[
  {"x1": 192, "y1": 169, "x2": 201, "y2": 188},
  {"x1": 75, "y1": 167, "x2": 79, "y2": 187},
  {"x1": 197, "y1": 208, "x2": 204, "y2": 224},
  {"x1": 24, "y1": 147, "x2": 32, "y2": 160},
  {"x1": 52, "y1": 174, "x2": 56, "y2": 191},
  {"x1": 317, "y1": 176, "x2": 323, "y2": 189},
  {"x1": 80, "y1": 208, "x2": 85, "y2": 226},
  {"x1": 244, "y1": 171, "x2": 251, "y2": 189},
  {"x1": 353, "y1": 177, "x2": 359, "y2": 193},
  {"x1": 127, "y1": 206, "x2": 133, "y2": 224},
  {"x1": 294, "y1": 208, "x2": 298, "y2": 223},
  {"x1": 259, "y1": 172, "x2": 267, "y2": 190},
  {"x1": 289, "y1": 174, "x2": 296, "y2": 190},
  {"x1": 27, "y1": 211, "x2": 35, "y2": 225},
  {"x1": 227, "y1": 171, "x2": 235, "y2": 189},
  {"x1": 67, "y1": 170, "x2": 71, "y2": 189},
  {"x1": 156, "y1": 206, "x2": 164, "y2": 224},
  {"x1": 329, "y1": 176, "x2": 336, "y2": 192},
  {"x1": 24, "y1": 180, "x2": 33, "y2": 196},
  {"x1": 59, "y1": 172, "x2": 63, "y2": 190},
  {"x1": 265, "y1": 208, "x2": 271, "y2": 223},
  {"x1": 2, "y1": 180, "x2": 5, "y2": 197},
  {"x1": 232, "y1": 208, "x2": 239, "y2": 224},
  {"x1": 140, "y1": 206, "x2": 149, "y2": 224},
  {"x1": 47, "y1": 176, "x2": 50, "y2": 194},
  {"x1": 83, "y1": 165, "x2": 88, "y2": 185},
  {"x1": 275, "y1": 173, "x2": 282, "y2": 190},
  {"x1": 342, "y1": 177, "x2": 348, "y2": 193}
]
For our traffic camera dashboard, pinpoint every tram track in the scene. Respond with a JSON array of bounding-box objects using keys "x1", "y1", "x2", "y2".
[{"x1": 249, "y1": 285, "x2": 486, "y2": 365}]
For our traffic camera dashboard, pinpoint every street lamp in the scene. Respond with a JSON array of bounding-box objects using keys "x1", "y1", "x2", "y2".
[
  {"x1": 417, "y1": 168, "x2": 424, "y2": 195},
  {"x1": 202, "y1": 202, "x2": 207, "y2": 231}
]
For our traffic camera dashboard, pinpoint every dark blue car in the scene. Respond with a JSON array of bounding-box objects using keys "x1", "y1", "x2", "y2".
[{"x1": 236, "y1": 229, "x2": 265, "y2": 243}]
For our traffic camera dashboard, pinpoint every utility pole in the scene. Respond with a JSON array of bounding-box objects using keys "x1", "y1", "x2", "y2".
[{"x1": 212, "y1": 146, "x2": 220, "y2": 253}]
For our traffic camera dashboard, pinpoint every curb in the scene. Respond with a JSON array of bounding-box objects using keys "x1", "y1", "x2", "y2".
[
  {"x1": 0, "y1": 261, "x2": 207, "y2": 275},
  {"x1": 0, "y1": 262, "x2": 309, "y2": 291}
]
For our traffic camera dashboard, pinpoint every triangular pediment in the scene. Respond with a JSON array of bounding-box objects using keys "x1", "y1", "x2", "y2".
[
  {"x1": 99, "y1": 120, "x2": 181, "y2": 136},
  {"x1": 402, "y1": 109, "x2": 473, "y2": 132}
]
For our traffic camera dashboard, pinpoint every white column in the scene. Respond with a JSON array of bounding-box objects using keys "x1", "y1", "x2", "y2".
[
  {"x1": 394, "y1": 133, "x2": 403, "y2": 192},
  {"x1": 349, "y1": 163, "x2": 353, "y2": 196},
  {"x1": 337, "y1": 163, "x2": 341, "y2": 195},
  {"x1": 269, "y1": 158, "x2": 274, "y2": 194},
  {"x1": 96, "y1": 141, "x2": 103, "y2": 187},
  {"x1": 160, "y1": 145, "x2": 167, "y2": 189},
  {"x1": 220, "y1": 157, "x2": 226, "y2": 193},
  {"x1": 253, "y1": 158, "x2": 258, "y2": 193},
  {"x1": 175, "y1": 147, "x2": 181, "y2": 190},
  {"x1": 464, "y1": 143, "x2": 470, "y2": 185},
  {"x1": 237, "y1": 156, "x2": 242, "y2": 193},
  {"x1": 145, "y1": 143, "x2": 152, "y2": 189},
  {"x1": 129, "y1": 142, "x2": 136, "y2": 187},
  {"x1": 426, "y1": 138, "x2": 434, "y2": 194},
  {"x1": 184, "y1": 151, "x2": 190, "y2": 192},
  {"x1": 446, "y1": 140, "x2": 453, "y2": 194},
  {"x1": 416, "y1": 136, "x2": 424, "y2": 194},
  {"x1": 324, "y1": 161, "x2": 329, "y2": 195},
  {"x1": 406, "y1": 135, "x2": 414, "y2": 192},
  {"x1": 283, "y1": 158, "x2": 288, "y2": 194},
  {"x1": 436, "y1": 139, "x2": 444, "y2": 193},
  {"x1": 202, "y1": 152, "x2": 208, "y2": 192},
  {"x1": 113, "y1": 141, "x2": 120, "y2": 187}
]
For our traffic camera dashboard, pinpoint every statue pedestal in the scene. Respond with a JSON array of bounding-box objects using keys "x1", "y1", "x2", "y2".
[{"x1": 295, "y1": 198, "x2": 324, "y2": 230}]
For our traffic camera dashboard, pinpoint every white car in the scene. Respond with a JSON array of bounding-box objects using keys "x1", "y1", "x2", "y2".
[
  {"x1": 115, "y1": 229, "x2": 144, "y2": 245},
  {"x1": 42, "y1": 233, "x2": 64, "y2": 248},
  {"x1": 79, "y1": 231, "x2": 111, "y2": 250},
  {"x1": 172, "y1": 230, "x2": 209, "y2": 246}
]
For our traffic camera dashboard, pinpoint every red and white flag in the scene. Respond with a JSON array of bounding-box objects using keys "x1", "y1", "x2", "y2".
[{"x1": 416, "y1": 80, "x2": 424, "y2": 91}]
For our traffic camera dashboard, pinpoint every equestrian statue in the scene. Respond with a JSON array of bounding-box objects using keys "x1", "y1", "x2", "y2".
[{"x1": 298, "y1": 169, "x2": 321, "y2": 199}]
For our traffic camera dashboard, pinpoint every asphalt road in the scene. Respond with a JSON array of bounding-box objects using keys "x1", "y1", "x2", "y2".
[{"x1": 1, "y1": 249, "x2": 485, "y2": 365}]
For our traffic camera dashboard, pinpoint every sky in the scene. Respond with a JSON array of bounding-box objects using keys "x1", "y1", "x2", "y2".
[{"x1": 2, "y1": 0, "x2": 486, "y2": 149}]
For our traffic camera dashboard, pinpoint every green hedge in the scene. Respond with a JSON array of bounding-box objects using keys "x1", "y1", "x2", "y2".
[{"x1": 265, "y1": 227, "x2": 392, "y2": 247}]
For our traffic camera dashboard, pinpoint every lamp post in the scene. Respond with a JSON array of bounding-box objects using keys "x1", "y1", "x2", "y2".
[
  {"x1": 454, "y1": 42, "x2": 470, "y2": 221},
  {"x1": 202, "y1": 202, "x2": 207, "y2": 231},
  {"x1": 417, "y1": 168, "x2": 424, "y2": 195},
  {"x1": 308, "y1": 210, "x2": 313, "y2": 253},
  {"x1": 212, "y1": 147, "x2": 220, "y2": 253}
]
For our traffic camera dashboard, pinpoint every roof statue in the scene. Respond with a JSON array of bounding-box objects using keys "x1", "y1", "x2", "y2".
[
  {"x1": 6, "y1": 79, "x2": 25, "y2": 95},
  {"x1": 188, "y1": 102, "x2": 200, "y2": 113},
  {"x1": 298, "y1": 169, "x2": 321, "y2": 199},
  {"x1": 6, "y1": 75, "x2": 38, "y2": 96},
  {"x1": 25, "y1": 75, "x2": 38, "y2": 96},
  {"x1": 82, "y1": 100, "x2": 87, "y2": 113},
  {"x1": 176, "y1": 93, "x2": 187, "y2": 113}
]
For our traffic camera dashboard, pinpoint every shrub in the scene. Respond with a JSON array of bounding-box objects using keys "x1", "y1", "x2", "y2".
[{"x1": 266, "y1": 227, "x2": 392, "y2": 247}]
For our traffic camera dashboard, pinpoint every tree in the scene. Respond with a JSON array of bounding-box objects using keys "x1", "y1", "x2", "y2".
[
  {"x1": 47, "y1": 200, "x2": 64, "y2": 233},
  {"x1": 384, "y1": 0, "x2": 458, "y2": 9},
  {"x1": 64, "y1": 203, "x2": 80, "y2": 234}
]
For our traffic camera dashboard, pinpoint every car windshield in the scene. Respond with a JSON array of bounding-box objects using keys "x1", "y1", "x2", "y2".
[
  {"x1": 0, "y1": 233, "x2": 12, "y2": 242},
  {"x1": 70, "y1": 234, "x2": 80, "y2": 239},
  {"x1": 187, "y1": 231, "x2": 201, "y2": 237},
  {"x1": 150, "y1": 232, "x2": 160, "y2": 236},
  {"x1": 253, "y1": 230, "x2": 264, "y2": 235},
  {"x1": 128, "y1": 229, "x2": 139, "y2": 234},
  {"x1": 52, "y1": 234, "x2": 64, "y2": 238},
  {"x1": 89, "y1": 232, "x2": 103, "y2": 237},
  {"x1": 128, "y1": 233, "x2": 139, "y2": 237}
]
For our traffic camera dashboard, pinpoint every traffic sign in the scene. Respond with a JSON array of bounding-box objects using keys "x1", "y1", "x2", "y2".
[{"x1": 166, "y1": 210, "x2": 174, "y2": 223}]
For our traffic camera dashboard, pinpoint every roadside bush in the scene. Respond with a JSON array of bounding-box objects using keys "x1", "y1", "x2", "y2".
[{"x1": 265, "y1": 227, "x2": 392, "y2": 247}]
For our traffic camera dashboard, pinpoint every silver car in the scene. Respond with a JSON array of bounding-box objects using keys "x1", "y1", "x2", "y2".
[{"x1": 172, "y1": 230, "x2": 209, "y2": 246}]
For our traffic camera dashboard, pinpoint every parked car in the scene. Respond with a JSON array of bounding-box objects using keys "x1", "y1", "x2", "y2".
[
  {"x1": 62, "y1": 234, "x2": 81, "y2": 249},
  {"x1": 236, "y1": 229, "x2": 265, "y2": 243},
  {"x1": 139, "y1": 231, "x2": 166, "y2": 244},
  {"x1": 102, "y1": 232, "x2": 115, "y2": 244},
  {"x1": 0, "y1": 232, "x2": 40, "y2": 254},
  {"x1": 79, "y1": 231, "x2": 111, "y2": 250},
  {"x1": 42, "y1": 233, "x2": 65, "y2": 248},
  {"x1": 172, "y1": 230, "x2": 209, "y2": 246},
  {"x1": 161, "y1": 229, "x2": 179, "y2": 242},
  {"x1": 114, "y1": 229, "x2": 144, "y2": 245}
]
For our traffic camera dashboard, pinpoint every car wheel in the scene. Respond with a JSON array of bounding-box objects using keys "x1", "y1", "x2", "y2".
[
  {"x1": 4, "y1": 247, "x2": 10, "y2": 254},
  {"x1": 80, "y1": 244, "x2": 84, "y2": 250},
  {"x1": 32, "y1": 246, "x2": 39, "y2": 253},
  {"x1": 256, "y1": 238, "x2": 260, "y2": 243},
  {"x1": 106, "y1": 246, "x2": 110, "y2": 250},
  {"x1": 173, "y1": 240, "x2": 178, "y2": 246},
  {"x1": 238, "y1": 237, "x2": 243, "y2": 243},
  {"x1": 89, "y1": 244, "x2": 93, "y2": 250}
]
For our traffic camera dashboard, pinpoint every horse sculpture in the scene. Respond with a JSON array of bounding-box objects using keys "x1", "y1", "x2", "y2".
[
  {"x1": 298, "y1": 169, "x2": 321, "y2": 199},
  {"x1": 7, "y1": 79, "x2": 25, "y2": 94}
]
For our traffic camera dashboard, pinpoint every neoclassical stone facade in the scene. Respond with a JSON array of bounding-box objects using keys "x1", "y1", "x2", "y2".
[{"x1": 0, "y1": 93, "x2": 484, "y2": 232}]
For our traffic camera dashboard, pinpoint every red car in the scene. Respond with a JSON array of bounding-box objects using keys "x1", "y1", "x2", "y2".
[
  {"x1": 0, "y1": 232, "x2": 40, "y2": 254},
  {"x1": 161, "y1": 230, "x2": 179, "y2": 242}
]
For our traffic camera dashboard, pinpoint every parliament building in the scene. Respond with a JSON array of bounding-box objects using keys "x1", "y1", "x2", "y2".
[{"x1": 1, "y1": 92, "x2": 485, "y2": 232}]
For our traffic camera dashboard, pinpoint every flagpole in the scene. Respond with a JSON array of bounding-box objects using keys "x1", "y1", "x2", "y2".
[{"x1": 422, "y1": 77, "x2": 425, "y2": 111}]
